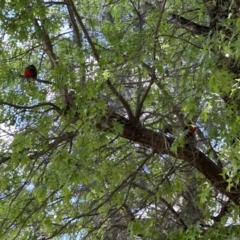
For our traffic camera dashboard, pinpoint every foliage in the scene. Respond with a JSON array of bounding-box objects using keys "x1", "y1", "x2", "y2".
[{"x1": 0, "y1": 0, "x2": 239, "y2": 239}]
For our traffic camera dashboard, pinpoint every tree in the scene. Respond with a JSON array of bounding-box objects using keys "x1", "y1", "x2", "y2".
[{"x1": 0, "y1": 0, "x2": 240, "y2": 239}]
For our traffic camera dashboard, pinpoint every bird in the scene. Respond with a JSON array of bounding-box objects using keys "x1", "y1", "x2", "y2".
[
  {"x1": 185, "y1": 125, "x2": 197, "y2": 138},
  {"x1": 184, "y1": 125, "x2": 197, "y2": 145},
  {"x1": 24, "y1": 65, "x2": 37, "y2": 78}
]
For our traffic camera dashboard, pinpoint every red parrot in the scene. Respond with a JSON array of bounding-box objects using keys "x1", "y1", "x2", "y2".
[
  {"x1": 185, "y1": 125, "x2": 197, "y2": 139},
  {"x1": 24, "y1": 65, "x2": 37, "y2": 78}
]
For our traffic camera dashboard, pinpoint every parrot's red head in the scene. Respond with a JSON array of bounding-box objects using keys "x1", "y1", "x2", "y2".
[
  {"x1": 188, "y1": 125, "x2": 197, "y2": 133},
  {"x1": 185, "y1": 125, "x2": 197, "y2": 138}
]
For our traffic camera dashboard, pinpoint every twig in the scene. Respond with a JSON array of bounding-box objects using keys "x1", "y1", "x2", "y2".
[{"x1": 0, "y1": 101, "x2": 62, "y2": 114}]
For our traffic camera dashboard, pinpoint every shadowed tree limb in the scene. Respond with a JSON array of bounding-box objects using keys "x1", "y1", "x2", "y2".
[
  {"x1": 65, "y1": 0, "x2": 100, "y2": 62},
  {"x1": 0, "y1": 101, "x2": 62, "y2": 114},
  {"x1": 34, "y1": 19, "x2": 58, "y2": 68},
  {"x1": 167, "y1": 14, "x2": 210, "y2": 35}
]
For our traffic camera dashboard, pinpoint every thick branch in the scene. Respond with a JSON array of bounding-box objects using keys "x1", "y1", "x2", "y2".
[
  {"x1": 167, "y1": 14, "x2": 210, "y2": 35},
  {"x1": 99, "y1": 113, "x2": 240, "y2": 205},
  {"x1": 66, "y1": 1, "x2": 82, "y2": 49},
  {"x1": 34, "y1": 19, "x2": 58, "y2": 67}
]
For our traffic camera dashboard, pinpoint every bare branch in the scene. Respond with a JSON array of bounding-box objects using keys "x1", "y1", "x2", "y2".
[
  {"x1": 19, "y1": 75, "x2": 53, "y2": 85},
  {"x1": 43, "y1": 1, "x2": 66, "y2": 6},
  {"x1": 0, "y1": 101, "x2": 62, "y2": 114}
]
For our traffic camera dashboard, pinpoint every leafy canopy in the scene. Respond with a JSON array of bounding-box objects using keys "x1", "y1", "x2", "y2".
[{"x1": 0, "y1": 0, "x2": 240, "y2": 239}]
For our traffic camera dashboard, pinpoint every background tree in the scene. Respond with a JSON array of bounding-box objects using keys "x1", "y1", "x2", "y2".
[{"x1": 0, "y1": 0, "x2": 240, "y2": 239}]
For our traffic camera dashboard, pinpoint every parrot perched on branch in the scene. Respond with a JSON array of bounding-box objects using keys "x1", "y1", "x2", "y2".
[
  {"x1": 185, "y1": 125, "x2": 197, "y2": 138},
  {"x1": 184, "y1": 125, "x2": 197, "y2": 146},
  {"x1": 24, "y1": 65, "x2": 37, "y2": 78}
]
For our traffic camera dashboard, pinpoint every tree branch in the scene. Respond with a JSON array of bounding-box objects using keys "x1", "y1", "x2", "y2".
[
  {"x1": 19, "y1": 75, "x2": 53, "y2": 85},
  {"x1": 64, "y1": 0, "x2": 137, "y2": 123},
  {"x1": 34, "y1": 18, "x2": 74, "y2": 109},
  {"x1": 65, "y1": 0, "x2": 100, "y2": 61},
  {"x1": 0, "y1": 101, "x2": 62, "y2": 114},
  {"x1": 135, "y1": 62, "x2": 156, "y2": 119},
  {"x1": 98, "y1": 113, "x2": 240, "y2": 205},
  {"x1": 30, "y1": 131, "x2": 77, "y2": 159},
  {"x1": 106, "y1": 79, "x2": 137, "y2": 124},
  {"x1": 167, "y1": 14, "x2": 210, "y2": 35},
  {"x1": 65, "y1": 1, "x2": 82, "y2": 49},
  {"x1": 34, "y1": 19, "x2": 58, "y2": 67}
]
